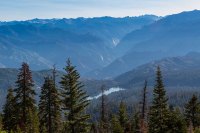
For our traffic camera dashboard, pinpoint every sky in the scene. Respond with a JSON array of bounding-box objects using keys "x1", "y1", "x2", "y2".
[{"x1": 1, "y1": 0, "x2": 200, "y2": 21}]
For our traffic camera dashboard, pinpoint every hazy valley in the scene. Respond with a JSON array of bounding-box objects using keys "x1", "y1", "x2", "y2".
[{"x1": 2, "y1": 10, "x2": 200, "y2": 102}]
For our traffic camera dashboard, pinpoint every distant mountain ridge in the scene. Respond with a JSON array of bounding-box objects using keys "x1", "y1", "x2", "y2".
[
  {"x1": 1, "y1": 52, "x2": 200, "y2": 108},
  {"x1": 0, "y1": 15, "x2": 159, "y2": 74},
  {"x1": 0, "y1": 67, "x2": 117, "y2": 108},
  {"x1": 87, "y1": 10, "x2": 200, "y2": 79},
  {"x1": 3, "y1": 10, "x2": 200, "y2": 80},
  {"x1": 115, "y1": 52, "x2": 200, "y2": 88},
  {"x1": 2, "y1": 51, "x2": 200, "y2": 95}
]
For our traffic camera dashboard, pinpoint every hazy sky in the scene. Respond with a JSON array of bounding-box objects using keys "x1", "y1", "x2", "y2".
[{"x1": 1, "y1": 0, "x2": 200, "y2": 21}]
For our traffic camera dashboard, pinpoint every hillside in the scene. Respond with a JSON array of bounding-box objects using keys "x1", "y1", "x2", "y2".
[
  {"x1": 2, "y1": 52, "x2": 200, "y2": 107},
  {"x1": 0, "y1": 67, "x2": 118, "y2": 107},
  {"x1": 87, "y1": 10, "x2": 200, "y2": 79},
  {"x1": 87, "y1": 52, "x2": 200, "y2": 110},
  {"x1": 0, "y1": 16, "x2": 158, "y2": 74},
  {"x1": 115, "y1": 52, "x2": 200, "y2": 88}
]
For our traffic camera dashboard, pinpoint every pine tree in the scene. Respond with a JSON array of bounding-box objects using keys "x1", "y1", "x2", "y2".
[
  {"x1": 118, "y1": 101, "x2": 128, "y2": 131},
  {"x1": 148, "y1": 66, "x2": 170, "y2": 133},
  {"x1": 184, "y1": 94, "x2": 200, "y2": 129},
  {"x1": 194, "y1": 128, "x2": 200, "y2": 133},
  {"x1": 38, "y1": 77, "x2": 61, "y2": 133},
  {"x1": 90, "y1": 122, "x2": 98, "y2": 133},
  {"x1": 60, "y1": 59, "x2": 90, "y2": 133},
  {"x1": 131, "y1": 109, "x2": 140, "y2": 133},
  {"x1": 140, "y1": 80, "x2": 148, "y2": 133},
  {"x1": 16, "y1": 126, "x2": 22, "y2": 133},
  {"x1": 141, "y1": 80, "x2": 148, "y2": 120},
  {"x1": 14, "y1": 62, "x2": 38, "y2": 132},
  {"x1": 111, "y1": 115, "x2": 123, "y2": 133},
  {"x1": 168, "y1": 107, "x2": 187, "y2": 133},
  {"x1": 99, "y1": 85, "x2": 109, "y2": 133},
  {"x1": 26, "y1": 109, "x2": 39, "y2": 133},
  {"x1": 0, "y1": 114, "x2": 4, "y2": 132},
  {"x1": 100, "y1": 85, "x2": 107, "y2": 124},
  {"x1": 2, "y1": 88, "x2": 16, "y2": 132}
]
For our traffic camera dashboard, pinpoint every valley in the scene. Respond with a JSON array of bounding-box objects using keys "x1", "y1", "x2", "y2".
[{"x1": 1, "y1": 10, "x2": 200, "y2": 107}]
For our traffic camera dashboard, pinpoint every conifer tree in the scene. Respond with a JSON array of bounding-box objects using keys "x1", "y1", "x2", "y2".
[
  {"x1": 194, "y1": 128, "x2": 200, "y2": 133},
  {"x1": 111, "y1": 115, "x2": 123, "y2": 133},
  {"x1": 100, "y1": 85, "x2": 107, "y2": 124},
  {"x1": 148, "y1": 66, "x2": 170, "y2": 133},
  {"x1": 39, "y1": 77, "x2": 61, "y2": 133},
  {"x1": 0, "y1": 114, "x2": 3, "y2": 132},
  {"x1": 184, "y1": 94, "x2": 200, "y2": 129},
  {"x1": 140, "y1": 80, "x2": 148, "y2": 133},
  {"x1": 26, "y1": 109, "x2": 39, "y2": 133},
  {"x1": 14, "y1": 62, "x2": 38, "y2": 132},
  {"x1": 90, "y1": 123, "x2": 98, "y2": 133},
  {"x1": 131, "y1": 109, "x2": 140, "y2": 133},
  {"x1": 99, "y1": 85, "x2": 109, "y2": 133},
  {"x1": 168, "y1": 107, "x2": 187, "y2": 133},
  {"x1": 118, "y1": 101, "x2": 128, "y2": 131},
  {"x1": 60, "y1": 59, "x2": 90, "y2": 133},
  {"x1": 2, "y1": 88, "x2": 16, "y2": 132}
]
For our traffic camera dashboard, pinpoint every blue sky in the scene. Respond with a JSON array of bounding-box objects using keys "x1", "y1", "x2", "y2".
[{"x1": 1, "y1": 0, "x2": 200, "y2": 21}]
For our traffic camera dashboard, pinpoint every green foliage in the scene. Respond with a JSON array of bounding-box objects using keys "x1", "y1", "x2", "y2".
[
  {"x1": 14, "y1": 62, "x2": 39, "y2": 132},
  {"x1": 131, "y1": 109, "x2": 140, "y2": 133},
  {"x1": 39, "y1": 77, "x2": 61, "y2": 133},
  {"x1": 118, "y1": 101, "x2": 128, "y2": 130},
  {"x1": 139, "y1": 80, "x2": 148, "y2": 133},
  {"x1": 168, "y1": 107, "x2": 187, "y2": 133},
  {"x1": 26, "y1": 110, "x2": 39, "y2": 133},
  {"x1": 60, "y1": 59, "x2": 90, "y2": 133},
  {"x1": 2, "y1": 88, "x2": 16, "y2": 132},
  {"x1": 148, "y1": 66, "x2": 170, "y2": 133},
  {"x1": 0, "y1": 131, "x2": 7, "y2": 133},
  {"x1": 195, "y1": 128, "x2": 200, "y2": 133},
  {"x1": 111, "y1": 115, "x2": 123, "y2": 133},
  {"x1": 184, "y1": 94, "x2": 200, "y2": 129},
  {"x1": 90, "y1": 122, "x2": 98, "y2": 133},
  {"x1": 16, "y1": 126, "x2": 22, "y2": 133},
  {"x1": 2, "y1": 59, "x2": 200, "y2": 133},
  {"x1": 99, "y1": 85, "x2": 110, "y2": 132}
]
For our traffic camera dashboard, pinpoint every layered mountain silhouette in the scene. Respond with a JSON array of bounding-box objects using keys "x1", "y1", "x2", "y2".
[
  {"x1": 1, "y1": 10, "x2": 200, "y2": 103},
  {"x1": 0, "y1": 15, "x2": 158, "y2": 74},
  {"x1": 1, "y1": 52, "x2": 200, "y2": 107},
  {"x1": 115, "y1": 52, "x2": 200, "y2": 88},
  {"x1": 87, "y1": 10, "x2": 200, "y2": 79}
]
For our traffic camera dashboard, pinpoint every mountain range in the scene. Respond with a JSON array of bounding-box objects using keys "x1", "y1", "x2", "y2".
[
  {"x1": 1, "y1": 52, "x2": 200, "y2": 108},
  {"x1": 87, "y1": 10, "x2": 200, "y2": 79},
  {"x1": 2, "y1": 10, "x2": 200, "y2": 80},
  {"x1": 2, "y1": 10, "x2": 200, "y2": 107},
  {"x1": 0, "y1": 15, "x2": 159, "y2": 75},
  {"x1": 115, "y1": 52, "x2": 200, "y2": 88}
]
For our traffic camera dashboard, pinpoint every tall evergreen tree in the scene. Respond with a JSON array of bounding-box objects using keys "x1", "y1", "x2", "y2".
[
  {"x1": 168, "y1": 107, "x2": 187, "y2": 133},
  {"x1": 99, "y1": 85, "x2": 110, "y2": 133},
  {"x1": 118, "y1": 101, "x2": 128, "y2": 131},
  {"x1": 148, "y1": 66, "x2": 170, "y2": 133},
  {"x1": 184, "y1": 94, "x2": 200, "y2": 129},
  {"x1": 90, "y1": 122, "x2": 98, "y2": 133},
  {"x1": 111, "y1": 115, "x2": 123, "y2": 133},
  {"x1": 60, "y1": 59, "x2": 90, "y2": 133},
  {"x1": 100, "y1": 86, "x2": 107, "y2": 125},
  {"x1": 26, "y1": 109, "x2": 40, "y2": 133},
  {"x1": 39, "y1": 77, "x2": 61, "y2": 133},
  {"x1": 2, "y1": 88, "x2": 16, "y2": 132},
  {"x1": 140, "y1": 80, "x2": 148, "y2": 133},
  {"x1": 14, "y1": 62, "x2": 39, "y2": 132},
  {"x1": 131, "y1": 109, "x2": 140, "y2": 133}
]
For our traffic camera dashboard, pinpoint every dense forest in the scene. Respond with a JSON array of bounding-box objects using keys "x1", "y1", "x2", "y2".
[{"x1": 0, "y1": 59, "x2": 200, "y2": 133}]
